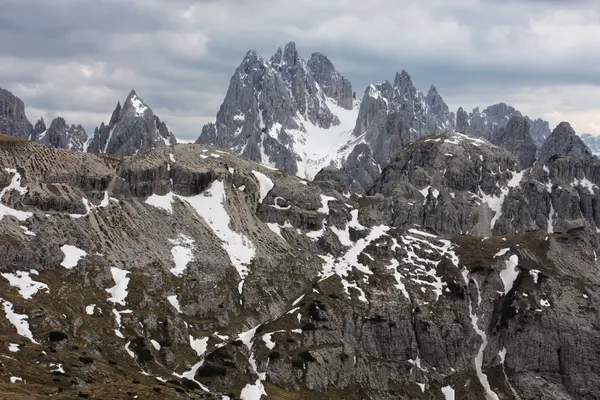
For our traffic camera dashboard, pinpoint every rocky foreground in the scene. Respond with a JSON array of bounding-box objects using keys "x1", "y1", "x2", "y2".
[{"x1": 1, "y1": 133, "x2": 600, "y2": 399}]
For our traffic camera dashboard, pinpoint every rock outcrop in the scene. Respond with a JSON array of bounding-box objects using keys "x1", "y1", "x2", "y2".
[
  {"x1": 86, "y1": 90, "x2": 176, "y2": 156},
  {"x1": 0, "y1": 87, "x2": 33, "y2": 139},
  {"x1": 37, "y1": 116, "x2": 88, "y2": 152},
  {"x1": 538, "y1": 121, "x2": 593, "y2": 163},
  {"x1": 1, "y1": 136, "x2": 600, "y2": 399}
]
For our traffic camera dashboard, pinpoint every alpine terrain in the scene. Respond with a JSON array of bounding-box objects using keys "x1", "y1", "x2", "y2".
[
  {"x1": 1, "y1": 41, "x2": 600, "y2": 400},
  {"x1": 0, "y1": 86, "x2": 176, "y2": 157}
]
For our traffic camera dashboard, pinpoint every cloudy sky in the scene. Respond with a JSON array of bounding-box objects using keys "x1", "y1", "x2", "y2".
[{"x1": 1, "y1": 0, "x2": 600, "y2": 140}]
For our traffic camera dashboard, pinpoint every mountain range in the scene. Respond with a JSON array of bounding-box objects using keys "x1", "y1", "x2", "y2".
[
  {"x1": 2, "y1": 41, "x2": 600, "y2": 399},
  {"x1": 1, "y1": 41, "x2": 597, "y2": 179}
]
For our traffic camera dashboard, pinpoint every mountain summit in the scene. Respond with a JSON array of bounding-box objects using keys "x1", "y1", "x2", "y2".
[
  {"x1": 86, "y1": 90, "x2": 176, "y2": 155},
  {"x1": 196, "y1": 42, "x2": 359, "y2": 179}
]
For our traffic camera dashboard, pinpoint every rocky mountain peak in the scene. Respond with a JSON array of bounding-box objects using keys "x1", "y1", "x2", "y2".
[
  {"x1": 307, "y1": 52, "x2": 354, "y2": 109},
  {"x1": 37, "y1": 116, "x2": 88, "y2": 152},
  {"x1": 243, "y1": 49, "x2": 266, "y2": 67},
  {"x1": 86, "y1": 90, "x2": 175, "y2": 155},
  {"x1": 0, "y1": 86, "x2": 33, "y2": 139},
  {"x1": 490, "y1": 115, "x2": 536, "y2": 168},
  {"x1": 538, "y1": 121, "x2": 593, "y2": 162},
  {"x1": 32, "y1": 117, "x2": 47, "y2": 141},
  {"x1": 196, "y1": 42, "x2": 358, "y2": 179},
  {"x1": 393, "y1": 70, "x2": 416, "y2": 97},
  {"x1": 123, "y1": 89, "x2": 149, "y2": 117}
]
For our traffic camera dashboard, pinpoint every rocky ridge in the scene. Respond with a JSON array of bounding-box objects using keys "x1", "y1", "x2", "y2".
[
  {"x1": 456, "y1": 103, "x2": 551, "y2": 147},
  {"x1": 1, "y1": 132, "x2": 600, "y2": 399}
]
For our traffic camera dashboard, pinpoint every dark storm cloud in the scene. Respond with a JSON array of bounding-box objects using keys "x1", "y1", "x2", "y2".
[{"x1": 1, "y1": 0, "x2": 599, "y2": 139}]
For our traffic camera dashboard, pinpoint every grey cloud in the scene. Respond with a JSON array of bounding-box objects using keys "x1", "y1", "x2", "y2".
[{"x1": 1, "y1": 0, "x2": 600, "y2": 140}]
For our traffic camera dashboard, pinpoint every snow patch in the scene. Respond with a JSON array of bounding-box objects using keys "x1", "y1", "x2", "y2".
[
  {"x1": 441, "y1": 386, "x2": 455, "y2": 400},
  {"x1": 60, "y1": 245, "x2": 87, "y2": 269},
  {"x1": 2, "y1": 270, "x2": 48, "y2": 299},
  {"x1": 105, "y1": 267, "x2": 130, "y2": 305},
  {"x1": 0, "y1": 168, "x2": 32, "y2": 221},
  {"x1": 189, "y1": 336, "x2": 208, "y2": 357},
  {"x1": 251, "y1": 170, "x2": 274, "y2": 203},
  {"x1": 168, "y1": 234, "x2": 195, "y2": 276},
  {"x1": 1, "y1": 299, "x2": 38, "y2": 343}
]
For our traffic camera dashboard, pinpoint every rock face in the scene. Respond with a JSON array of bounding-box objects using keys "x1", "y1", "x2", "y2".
[
  {"x1": 490, "y1": 115, "x2": 537, "y2": 168},
  {"x1": 196, "y1": 42, "x2": 359, "y2": 179},
  {"x1": 306, "y1": 52, "x2": 354, "y2": 109},
  {"x1": 37, "y1": 117, "x2": 88, "y2": 152},
  {"x1": 456, "y1": 103, "x2": 551, "y2": 147},
  {"x1": 538, "y1": 121, "x2": 593, "y2": 163},
  {"x1": 86, "y1": 90, "x2": 176, "y2": 156},
  {"x1": 336, "y1": 74, "x2": 456, "y2": 192},
  {"x1": 0, "y1": 87, "x2": 33, "y2": 139},
  {"x1": 2, "y1": 136, "x2": 600, "y2": 399}
]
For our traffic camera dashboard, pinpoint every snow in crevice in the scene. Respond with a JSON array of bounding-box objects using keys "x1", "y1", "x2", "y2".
[
  {"x1": 499, "y1": 255, "x2": 519, "y2": 295},
  {"x1": 0, "y1": 168, "x2": 32, "y2": 221},
  {"x1": 60, "y1": 245, "x2": 87, "y2": 269},
  {"x1": 167, "y1": 295, "x2": 182, "y2": 313},
  {"x1": 2, "y1": 270, "x2": 49, "y2": 299},
  {"x1": 479, "y1": 169, "x2": 524, "y2": 230},
  {"x1": 462, "y1": 269, "x2": 500, "y2": 400},
  {"x1": 547, "y1": 201, "x2": 555, "y2": 234},
  {"x1": 251, "y1": 170, "x2": 274, "y2": 203}
]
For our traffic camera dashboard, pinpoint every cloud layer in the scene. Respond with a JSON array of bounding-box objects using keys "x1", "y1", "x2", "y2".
[{"x1": 1, "y1": 0, "x2": 599, "y2": 139}]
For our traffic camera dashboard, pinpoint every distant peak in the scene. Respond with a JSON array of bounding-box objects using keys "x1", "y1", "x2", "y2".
[
  {"x1": 124, "y1": 91, "x2": 148, "y2": 117},
  {"x1": 284, "y1": 41, "x2": 297, "y2": 54},
  {"x1": 553, "y1": 121, "x2": 576, "y2": 136},
  {"x1": 243, "y1": 49, "x2": 265, "y2": 66},
  {"x1": 394, "y1": 70, "x2": 414, "y2": 89},
  {"x1": 428, "y1": 84, "x2": 438, "y2": 95}
]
